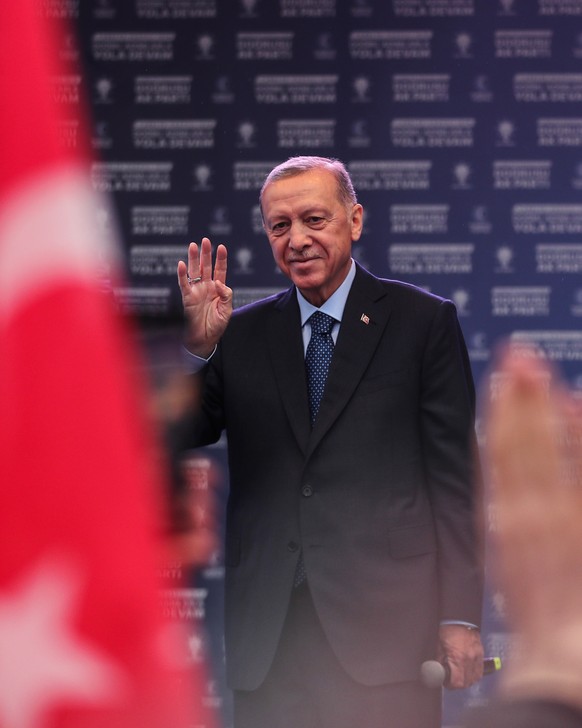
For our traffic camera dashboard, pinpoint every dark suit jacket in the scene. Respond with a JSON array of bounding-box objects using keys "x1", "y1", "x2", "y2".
[
  {"x1": 462, "y1": 699, "x2": 582, "y2": 728},
  {"x1": 187, "y1": 264, "x2": 483, "y2": 690}
]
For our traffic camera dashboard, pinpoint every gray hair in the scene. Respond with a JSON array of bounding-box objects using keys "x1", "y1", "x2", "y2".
[{"x1": 259, "y1": 156, "x2": 357, "y2": 215}]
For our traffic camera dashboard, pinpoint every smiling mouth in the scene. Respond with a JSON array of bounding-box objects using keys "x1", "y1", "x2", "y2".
[{"x1": 289, "y1": 256, "x2": 320, "y2": 265}]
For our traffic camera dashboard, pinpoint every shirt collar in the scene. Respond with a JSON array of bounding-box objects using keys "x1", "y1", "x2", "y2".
[{"x1": 296, "y1": 259, "x2": 356, "y2": 326}]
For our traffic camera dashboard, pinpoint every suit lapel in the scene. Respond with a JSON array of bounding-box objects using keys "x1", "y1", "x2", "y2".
[
  {"x1": 267, "y1": 287, "x2": 311, "y2": 454},
  {"x1": 308, "y1": 266, "x2": 392, "y2": 454},
  {"x1": 266, "y1": 268, "x2": 392, "y2": 458}
]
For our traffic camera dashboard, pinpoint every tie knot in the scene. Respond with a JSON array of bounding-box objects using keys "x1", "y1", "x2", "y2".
[{"x1": 309, "y1": 311, "x2": 335, "y2": 335}]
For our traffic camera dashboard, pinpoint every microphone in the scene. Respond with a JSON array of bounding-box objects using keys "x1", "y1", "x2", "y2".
[{"x1": 420, "y1": 657, "x2": 502, "y2": 688}]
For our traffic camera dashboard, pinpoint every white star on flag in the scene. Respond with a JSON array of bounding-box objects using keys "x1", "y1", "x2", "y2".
[{"x1": 0, "y1": 557, "x2": 124, "y2": 728}]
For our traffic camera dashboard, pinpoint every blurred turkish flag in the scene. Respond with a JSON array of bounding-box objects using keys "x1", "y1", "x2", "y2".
[{"x1": 0, "y1": 4, "x2": 212, "y2": 727}]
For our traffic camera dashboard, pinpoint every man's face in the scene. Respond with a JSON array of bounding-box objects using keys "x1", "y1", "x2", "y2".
[{"x1": 261, "y1": 169, "x2": 363, "y2": 307}]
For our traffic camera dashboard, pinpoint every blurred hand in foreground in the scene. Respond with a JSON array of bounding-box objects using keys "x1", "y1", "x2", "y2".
[{"x1": 485, "y1": 348, "x2": 582, "y2": 709}]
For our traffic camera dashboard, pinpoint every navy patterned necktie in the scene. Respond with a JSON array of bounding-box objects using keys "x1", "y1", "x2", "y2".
[
  {"x1": 294, "y1": 311, "x2": 335, "y2": 588},
  {"x1": 305, "y1": 311, "x2": 335, "y2": 426},
  {"x1": 293, "y1": 311, "x2": 335, "y2": 588}
]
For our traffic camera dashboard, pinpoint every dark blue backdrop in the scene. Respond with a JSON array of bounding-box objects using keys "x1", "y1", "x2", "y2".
[{"x1": 49, "y1": 0, "x2": 582, "y2": 724}]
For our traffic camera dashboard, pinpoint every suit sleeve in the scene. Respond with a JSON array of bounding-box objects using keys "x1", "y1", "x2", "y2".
[
  {"x1": 165, "y1": 346, "x2": 226, "y2": 457},
  {"x1": 419, "y1": 299, "x2": 484, "y2": 626}
]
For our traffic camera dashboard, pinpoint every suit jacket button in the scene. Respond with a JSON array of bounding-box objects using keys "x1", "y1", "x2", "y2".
[
  {"x1": 302, "y1": 484, "x2": 313, "y2": 497},
  {"x1": 288, "y1": 541, "x2": 299, "y2": 552}
]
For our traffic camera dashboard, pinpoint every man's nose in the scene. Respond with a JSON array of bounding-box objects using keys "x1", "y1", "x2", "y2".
[{"x1": 288, "y1": 221, "x2": 311, "y2": 249}]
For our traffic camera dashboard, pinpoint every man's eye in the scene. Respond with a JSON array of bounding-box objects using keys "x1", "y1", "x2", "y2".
[
  {"x1": 307, "y1": 216, "x2": 325, "y2": 225},
  {"x1": 271, "y1": 221, "x2": 288, "y2": 233}
]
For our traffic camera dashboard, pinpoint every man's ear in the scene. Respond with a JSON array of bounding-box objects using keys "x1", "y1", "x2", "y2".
[{"x1": 350, "y1": 203, "x2": 364, "y2": 242}]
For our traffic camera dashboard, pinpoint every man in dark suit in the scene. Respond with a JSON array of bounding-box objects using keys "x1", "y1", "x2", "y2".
[{"x1": 176, "y1": 156, "x2": 484, "y2": 728}]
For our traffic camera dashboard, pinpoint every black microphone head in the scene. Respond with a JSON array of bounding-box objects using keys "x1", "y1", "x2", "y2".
[{"x1": 420, "y1": 660, "x2": 447, "y2": 688}]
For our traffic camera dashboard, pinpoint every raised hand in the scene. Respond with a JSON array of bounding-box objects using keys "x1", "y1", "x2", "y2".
[{"x1": 177, "y1": 237, "x2": 233, "y2": 358}]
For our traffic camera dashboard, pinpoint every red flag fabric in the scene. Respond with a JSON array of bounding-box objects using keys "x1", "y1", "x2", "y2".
[{"x1": 0, "y1": 4, "x2": 208, "y2": 728}]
